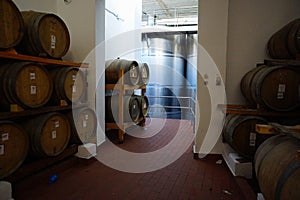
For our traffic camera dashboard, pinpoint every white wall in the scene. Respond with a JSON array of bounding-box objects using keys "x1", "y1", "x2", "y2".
[
  {"x1": 226, "y1": 0, "x2": 300, "y2": 104},
  {"x1": 95, "y1": 0, "x2": 106, "y2": 145},
  {"x1": 57, "y1": 0, "x2": 96, "y2": 63},
  {"x1": 196, "y1": 0, "x2": 300, "y2": 155},
  {"x1": 196, "y1": 0, "x2": 229, "y2": 155},
  {"x1": 105, "y1": 0, "x2": 142, "y2": 40},
  {"x1": 105, "y1": 0, "x2": 142, "y2": 60},
  {"x1": 13, "y1": 0, "x2": 56, "y2": 12}
]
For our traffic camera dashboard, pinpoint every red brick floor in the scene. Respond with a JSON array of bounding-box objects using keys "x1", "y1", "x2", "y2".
[{"x1": 13, "y1": 119, "x2": 255, "y2": 200}]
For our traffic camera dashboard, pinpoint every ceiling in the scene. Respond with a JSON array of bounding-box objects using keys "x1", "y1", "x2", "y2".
[{"x1": 142, "y1": 0, "x2": 198, "y2": 23}]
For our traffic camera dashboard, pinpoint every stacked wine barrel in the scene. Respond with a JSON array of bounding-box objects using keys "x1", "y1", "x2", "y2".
[
  {"x1": 240, "y1": 65, "x2": 300, "y2": 112},
  {"x1": 267, "y1": 18, "x2": 300, "y2": 59},
  {"x1": 0, "y1": 0, "x2": 70, "y2": 59},
  {"x1": 222, "y1": 114, "x2": 272, "y2": 159},
  {"x1": 0, "y1": 0, "x2": 96, "y2": 179},
  {"x1": 254, "y1": 133, "x2": 300, "y2": 200},
  {"x1": 229, "y1": 19, "x2": 300, "y2": 198},
  {"x1": 0, "y1": 63, "x2": 87, "y2": 111},
  {"x1": 105, "y1": 59, "x2": 150, "y2": 124},
  {"x1": 0, "y1": 61, "x2": 93, "y2": 179},
  {"x1": 0, "y1": 0, "x2": 24, "y2": 50}
]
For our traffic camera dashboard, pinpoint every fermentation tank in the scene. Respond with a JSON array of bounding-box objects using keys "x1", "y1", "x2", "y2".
[{"x1": 139, "y1": 31, "x2": 197, "y2": 119}]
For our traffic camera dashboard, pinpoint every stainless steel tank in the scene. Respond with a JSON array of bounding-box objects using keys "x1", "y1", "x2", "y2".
[{"x1": 139, "y1": 31, "x2": 197, "y2": 119}]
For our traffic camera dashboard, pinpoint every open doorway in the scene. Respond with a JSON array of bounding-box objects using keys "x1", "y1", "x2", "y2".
[
  {"x1": 103, "y1": 0, "x2": 198, "y2": 145},
  {"x1": 140, "y1": 0, "x2": 198, "y2": 121}
]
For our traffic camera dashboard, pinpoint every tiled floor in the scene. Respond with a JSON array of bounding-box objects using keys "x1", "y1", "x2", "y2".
[{"x1": 13, "y1": 119, "x2": 255, "y2": 200}]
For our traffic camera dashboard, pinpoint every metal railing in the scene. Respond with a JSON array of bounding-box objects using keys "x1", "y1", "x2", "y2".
[{"x1": 146, "y1": 95, "x2": 196, "y2": 125}]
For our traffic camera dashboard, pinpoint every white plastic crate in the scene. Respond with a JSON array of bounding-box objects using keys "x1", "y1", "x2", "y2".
[
  {"x1": 0, "y1": 181, "x2": 13, "y2": 200},
  {"x1": 75, "y1": 143, "x2": 97, "y2": 159}
]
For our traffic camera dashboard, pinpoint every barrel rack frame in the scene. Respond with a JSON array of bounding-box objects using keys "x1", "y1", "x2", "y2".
[
  {"x1": 105, "y1": 69, "x2": 146, "y2": 143},
  {"x1": 0, "y1": 49, "x2": 89, "y2": 182}
]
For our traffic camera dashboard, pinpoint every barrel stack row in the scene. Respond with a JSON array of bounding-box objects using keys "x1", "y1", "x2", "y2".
[
  {"x1": 0, "y1": 107, "x2": 97, "y2": 179},
  {"x1": 105, "y1": 59, "x2": 150, "y2": 124},
  {"x1": 223, "y1": 18, "x2": 300, "y2": 200},
  {"x1": 0, "y1": 62, "x2": 86, "y2": 111},
  {"x1": 0, "y1": 0, "x2": 70, "y2": 59},
  {"x1": 223, "y1": 64, "x2": 300, "y2": 159},
  {"x1": 0, "y1": 0, "x2": 95, "y2": 180},
  {"x1": 223, "y1": 20, "x2": 300, "y2": 156}
]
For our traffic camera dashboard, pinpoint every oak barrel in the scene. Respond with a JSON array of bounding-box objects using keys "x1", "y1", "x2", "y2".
[
  {"x1": 67, "y1": 107, "x2": 97, "y2": 144},
  {"x1": 16, "y1": 11, "x2": 70, "y2": 59},
  {"x1": 222, "y1": 114, "x2": 269, "y2": 158},
  {"x1": 0, "y1": 62, "x2": 53, "y2": 110},
  {"x1": 268, "y1": 18, "x2": 300, "y2": 59},
  {"x1": 135, "y1": 95, "x2": 149, "y2": 118},
  {"x1": 22, "y1": 112, "x2": 71, "y2": 157},
  {"x1": 254, "y1": 135, "x2": 300, "y2": 200},
  {"x1": 105, "y1": 59, "x2": 140, "y2": 85},
  {"x1": 240, "y1": 66, "x2": 262, "y2": 105},
  {"x1": 138, "y1": 63, "x2": 150, "y2": 85},
  {"x1": 0, "y1": 0, "x2": 24, "y2": 49},
  {"x1": 240, "y1": 65, "x2": 300, "y2": 111},
  {"x1": 105, "y1": 95, "x2": 141, "y2": 124},
  {"x1": 0, "y1": 121, "x2": 29, "y2": 179},
  {"x1": 49, "y1": 67, "x2": 86, "y2": 104}
]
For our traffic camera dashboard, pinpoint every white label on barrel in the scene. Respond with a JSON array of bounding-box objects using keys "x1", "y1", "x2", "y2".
[
  {"x1": 30, "y1": 72, "x2": 36, "y2": 80},
  {"x1": 133, "y1": 105, "x2": 136, "y2": 109},
  {"x1": 30, "y1": 85, "x2": 37, "y2": 94},
  {"x1": 83, "y1": 120, "x2": 87, "y2": 128},
  {"x1": 72, "y1": 75, "x2": 76, "y2": 81},
  {"x1": 249, "y1": 132, "x2": 256, "y2": 147},
  {"x1": 52, "y1": 130, "x2": 57, "y2": 139},
  {"x1": 55, "y1": 121, "x2": 60, "y2": 128},
  {"x1": 51, "y1": 35, "x2": 56, "y2": 49},
  {"x1": 143, "y1": 103, "x2": 147, "y2": 109},
  {"x1": 72, "y1": 85, "x2": 76, "y2": 93},
  {"x1": 278, "y1": 84, "x2": 286, "y2": 93},
  {"x1": 277, "y1": 92, "x2": 284, "y2": 99},
  {"x1": 85, "y1": 114, "x2": 89, "y2": 120},
  {"x1": 1, "y1": 133, "x2": 9, "y2": 142},
  {"x1": 0, "y1": 145, "x2": 4, "y2": 155}
]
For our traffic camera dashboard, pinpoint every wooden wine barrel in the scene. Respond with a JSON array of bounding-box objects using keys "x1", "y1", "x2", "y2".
[
  {"x1": 138, "y1": 63, "x2": 150, "y2": 85},
  {"x1": 241, "y1": 65, "x2": 300, "y2": 111},
  {"x1": 105, "y1": 95, "x2": 141, "y2": 124},
  {"x1": 0, "y1": 0, "x2": 24, "y2": 49},
  {"x1": 16, "y1": 11, "x2": 70, "y2": 59},
  {"x1": 222, "y1": 114, "x2": 269, "y2": 158},
  {"x1": 268, "y1": 18, "x2": 300, "y2": 59},
  {"x1": 0, "y1": 62, "x2": 53, "y2": 110},
  {"x1": 105, "y1": 59, "x2": 140, "y2": 85},
  {"x1": 254, "y1": 135, "x2": 300, "y2": 200},
  {"x1": 240, "y1": 66, "x2": 263, "y2": 105},
  {"x1": 22, "y1": 112, "x2": 71, "y2": 157},
  {"x1": 0, "y1": 121, "x2": 29, "y2": 179},
  {"x1": 67, "y1": 107, "x2": 97, "y2": 144},
  {"x1": 49, "y1": 67, "x2": 86, "y2": 104},
  {"x1": 135, "y1": 95, "x2": 149, "y2": 118}
]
